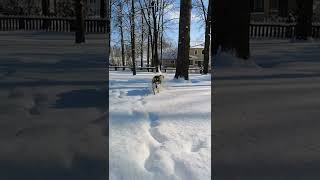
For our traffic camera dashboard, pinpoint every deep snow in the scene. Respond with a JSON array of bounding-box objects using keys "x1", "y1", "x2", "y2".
[
  {"x1": 0, "y1": 32, "x2": 108, "y2": 180},
  {"x1": 109, "y1": 72, "x2": 211, "y2": 180},
  {"x1": 213, "y1": 39, "x2": 320, "y2": 180}
]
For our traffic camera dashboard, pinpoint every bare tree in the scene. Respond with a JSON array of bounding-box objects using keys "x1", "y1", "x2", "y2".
[
  {"x1": 212, "y1": 0, "x2": 250, "y2": 60},
  {"x1": 74, "y1": 0, "x2": 85, "y2": 43},
  {"x1": 130, "y1": 0, "x2": 137, "y2": 75},
  {"x1": 117, "y1": 1, "x2": 126, "y2": 69},
  {"x1": 175, "y1": 0, "x2": 192, "y2": 80},
  {"x1": 100, "y1": 0, "x2": 106, "y2": 18},
  {"x1": 107, "y1": 0, "x2": 111, "y2": 64},
  {"x1": 296, "y1": 0, "x2": 314, "y2": 40},
  {"x1": 141, "y1": 9, "x2": 145, "y2": 68},
  {"x1": 42, "y1": 0, "x2": 50, "y2": 29},
  {"x1": 200, "y1": 0, "x2": 211, "y2": 74}
]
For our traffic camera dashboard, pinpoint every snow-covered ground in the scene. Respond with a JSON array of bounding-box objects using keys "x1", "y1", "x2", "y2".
[
  {"x1": 109, "y1": 72, "x2": 211, "y2": 180},
  {"x1": 214, "y1": 39, "x2": 320, "y2": 180},
  {"x1": 0, "y1": 32, "x2": 108, "y2": 180}
]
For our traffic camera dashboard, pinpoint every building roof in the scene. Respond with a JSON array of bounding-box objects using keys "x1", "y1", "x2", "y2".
[{"x1": 190, "y1": 43, "x2": 205, "y2": 49}]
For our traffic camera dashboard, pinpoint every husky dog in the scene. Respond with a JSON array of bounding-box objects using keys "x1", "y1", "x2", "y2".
[{"x1": 152, "y1": 75, "x2": 164, "y2": 94}]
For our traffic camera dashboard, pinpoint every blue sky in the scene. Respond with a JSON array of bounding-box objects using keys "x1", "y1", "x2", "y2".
[
  {"x1": 111, "y1": 0, "x2": 208, "y2": 47},
  {"x1": 163, "y1": 0, "x2": 208, "y2": 46}
]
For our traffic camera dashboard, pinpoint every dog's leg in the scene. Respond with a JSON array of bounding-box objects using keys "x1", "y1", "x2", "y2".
[{"x1": 152, "y1": 84, "x2": 156, "y2": 95}]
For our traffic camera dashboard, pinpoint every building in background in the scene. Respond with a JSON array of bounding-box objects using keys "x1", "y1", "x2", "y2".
[
  {"x1": 250, "y1": 0, "x2": 297, "y2": 21},
  {"x1": 250, "y1": 0, "x2": 320, "y2": 22},
  {"x1": 162, "y1": 44, "x2": 211, "y2": 68},
  {"x1": 0, "y1": 0, "x2": 101, "y2": 17}
]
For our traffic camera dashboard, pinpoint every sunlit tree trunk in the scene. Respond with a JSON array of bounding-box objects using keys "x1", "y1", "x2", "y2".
[{"x1": 175, "y1": 0, "x2": 192, "y2": 80}]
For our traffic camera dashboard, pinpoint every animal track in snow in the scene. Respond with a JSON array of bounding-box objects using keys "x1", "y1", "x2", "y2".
[{"x1": 191, "y1": 140, "x2": 208, "y2": 152}]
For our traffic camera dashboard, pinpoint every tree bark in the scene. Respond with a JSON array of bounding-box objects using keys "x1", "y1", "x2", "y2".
[
  {"x1": 130, "y1": 0, "x2": 137, "y2": 75},
  {"x1": 42, "y1": 0, "x2": 50, "y2": 29},
  {"x1": 203, "y1": 0, "x2": 212, "y2": 74},
  {"x1": 100, "y1": 0, "x2": 106, "y2": 18},
  {"x1": 74, "y1": 0, "x2": 85, "y2": 43},
  {"x1": 141, "y1": 9, "x2": 144, "y2": 68},
  {"x1": 296, "y1": 0, "x2": 313, "y2": 40},
  {"x1": 147, "y1": 33, "x2": 150, "y2": 67},
  {"x1": 175, "y1": 0, "x2": 192, "y2": 80},
  {"x1": 151, "y1": 1, "x2": 160, "y2": 72},
  {"x1": 212, "y1": 0, "x2": 250, "y2": 59},
  {"x1": 118, "y1": 2, "x2": 126, "y2": 70},
  {"x1": 106, "y1": 0, "x2": 111, "y2": 65},
  {"x1": 160, "y1": 0, "x2": 165, "y2": 70}
]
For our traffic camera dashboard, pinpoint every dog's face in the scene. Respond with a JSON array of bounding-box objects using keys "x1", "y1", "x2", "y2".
[{"x1": 153, "y1": 75, "x2": 164, "y2": 83}]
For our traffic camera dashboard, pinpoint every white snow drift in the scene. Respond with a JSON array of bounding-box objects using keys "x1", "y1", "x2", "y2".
[{"x1": 109, "y1": 72, "x2": 211, "y2": 180}]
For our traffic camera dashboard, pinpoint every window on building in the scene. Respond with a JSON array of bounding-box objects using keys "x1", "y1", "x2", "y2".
[
  {"x1": 202, "y1": 50, "x2": 204, "y2": 54},
  {"x1": 194, "y1": 50, "x2": 198, "y2": 55},
  {"x1": 189, "y1": 60, "x2": 193, "y2": 65},
  {"x1": 251, "y1": 0, "x2": 264, "y2": 12},
  {"x1": 171, "y1": 60, "x2": 174, "y2": 64}
]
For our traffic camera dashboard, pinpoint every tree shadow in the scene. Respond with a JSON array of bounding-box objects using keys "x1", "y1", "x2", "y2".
[
  {"x1": 127, "y1": 89, "x2": 151, "y2": 96},
  {"x1": 53, "y1": 89, "x2": 108, "y2": 109}
]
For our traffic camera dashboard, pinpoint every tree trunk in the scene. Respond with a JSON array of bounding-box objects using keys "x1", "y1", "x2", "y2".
[
  {"x1": 100, "y1": 0, "x2": 106, "y2": 18},
  {"x1": 141, "y1": 10, "x2": 144, "y2": 68},
  {"x1": 74, "y1": 0, "x2": 85, "y2": 43},
  {"x1": 175, "y1": 0, "x2": 192, "y2": 80},
  {"x1": 147, "y1": 34, "x2": 150, "y2": 67},
  {"x1": 42, "y1": 0, "x2": 50, "y2": 29},
  {"x1": 118, "y1": 1, "x2": 125, "y2": 70},
  {"x1": 130, "y1": 0, "x2": 136, "y2": 75},
  {"x1": 212, "y1": 0, "x2": 250, "y2": 60},
  {"x1": 296, "y1": 0, "x2": 313, "y2": 40},
  {"x1": 160, "y1": 0, "x2": 165, "y2": 70},
  {"x1": 54, "y1": 0, "x2": 57, "y2": 15},
  {"x1": 106, "y1": 0, "x2": 111, "y2": 64},
  {"x1": 203, "y1": 0, "x2": 212, "y2": 74},
  {"x1": 151, "y1": 1, "x2": 159, "y2": 72}
]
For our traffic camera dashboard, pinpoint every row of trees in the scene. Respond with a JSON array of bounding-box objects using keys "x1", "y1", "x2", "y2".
[
  {"x1": 108, "y1": 0, "x2": 211, "y2": 80},
  {"x1": 0, "y1": 0, "x2": 106, "y2": 17},
  {"x1": 211, "y1": 0, "x2": 315, "y2": 66},
  {"x1": 110, "y1": 0, "x2": 178, "y2": 74},
  {"x1": 107, "y1": 0, "x2": 315, "y2": 80}
]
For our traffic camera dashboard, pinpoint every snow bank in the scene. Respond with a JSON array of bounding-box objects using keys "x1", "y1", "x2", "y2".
[
  {"x1": 109, "y1": 72, "x2": 211, "y2": 180},
  {"x1": 213, "y1": 51, "x2": 259, "y2": 69}
]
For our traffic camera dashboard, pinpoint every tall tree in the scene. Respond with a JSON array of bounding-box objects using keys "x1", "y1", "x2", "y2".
[
  {"x1": 151, "y1": 0, "x2": 160, "y2": 71},
  {"x1": 100, "y1": 0, "x2": 106, "y2": 18},
  {"x1": 175, "y1": 0, "x2": 192, "y2": 80},
  {"x1": 200, "y1": 0, "x2": 212, "y2": 74},
  {"x1": 141, "y1": 9, "x2": 144, "y2": 68},
  {"x1": 107, "y1": 0, "x2": 111, "y2": 65},
  {"x1": 42, "y1": 0, "x2": 49, "y2": 15},
  {"x1": 296, "y1": 0, "x2": 314, "y2": 40},
  {"x1": 212, "y1": 0, "x2": 250, "y2": 60},
  {"x1": 42, "y1": 0, "x2": 50, "y2": 29},
  {"x1": 130, "y1": 0, "x2": 137, "y2": 75},
  {"x1": 74, "y1": 0, "x2": 85, "y2": 43},
  {"x1": 117, "y1": 1, "x2": 126, "y2": 70}
]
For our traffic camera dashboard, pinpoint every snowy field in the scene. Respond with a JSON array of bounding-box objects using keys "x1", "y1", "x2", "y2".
[
  {"x1": 0, "y1": 32, "x2": 108, "y2": 180},
  {"x1": 109, "y1": 72, "x2": 211, "y2": 180},
  {"x1": 214, "y1": 39, "x2": 320, "y2": 180}
]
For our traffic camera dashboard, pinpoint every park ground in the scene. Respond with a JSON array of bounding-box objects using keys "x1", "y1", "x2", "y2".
[
  {"x1": 0, "y1": 32, "x2": 108, "y2": 180},
  {"x1": 109, "y1": 72, "x2": 211, "y2": 180},
  {"x1": 214, "y1": 39, "x2": 320, "y2": 180},
  {"x1": 1, "y1": 32, "x2": 320, "y2": 180}
]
